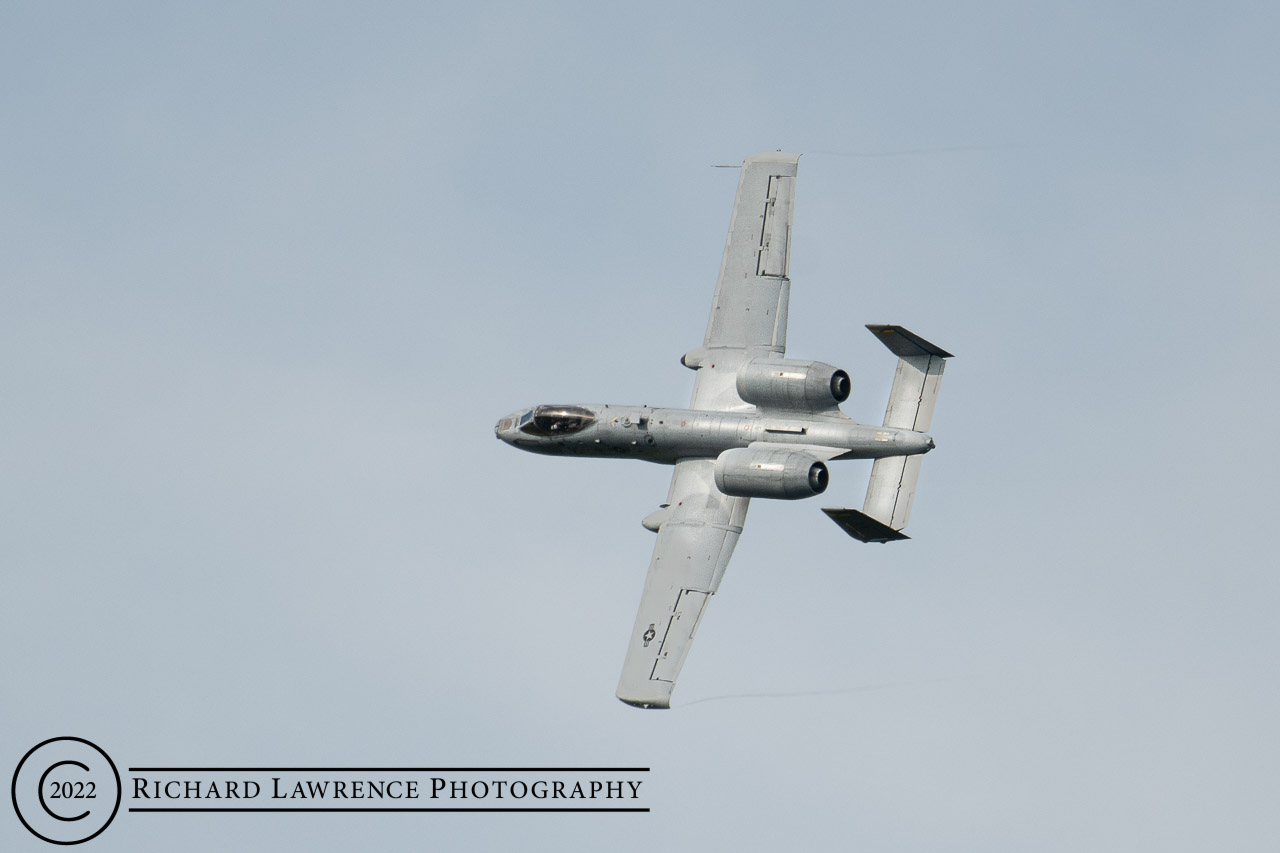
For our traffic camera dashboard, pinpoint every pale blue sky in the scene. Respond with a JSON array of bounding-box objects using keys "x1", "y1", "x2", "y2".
[{"x1": 4, "y1": 2, "x2": 1279, "y2": 849}]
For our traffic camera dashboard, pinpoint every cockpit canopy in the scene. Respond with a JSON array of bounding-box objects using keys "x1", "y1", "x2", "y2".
[{"x1": 518, "y1": 405, "x2": 596, "y2": 436}]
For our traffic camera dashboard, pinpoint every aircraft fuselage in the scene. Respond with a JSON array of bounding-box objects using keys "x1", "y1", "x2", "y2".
[{"x1": 495, "y1": 404, "x2": 934, "y2": 465}]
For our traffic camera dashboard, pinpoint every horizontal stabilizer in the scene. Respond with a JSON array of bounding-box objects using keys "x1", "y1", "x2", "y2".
[
  {"x1": 862, "y1": 325, "x2": 952, "y2": 532},
  {"x1": 822, "y1": 507, "x2": 910, "y2": 543}
]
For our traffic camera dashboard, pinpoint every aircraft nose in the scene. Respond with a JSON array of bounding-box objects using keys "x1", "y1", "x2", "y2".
[{"x1": 495, "y1": 412, "x2": 524, "y2": 442}]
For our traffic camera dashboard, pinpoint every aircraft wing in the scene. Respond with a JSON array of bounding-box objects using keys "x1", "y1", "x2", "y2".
[
  {"x1": 616, "y1": 459, "x2": 750, "y2": 708},
  {"x1": 688, "y1": 152, "x2": 800, "y2": 412}
]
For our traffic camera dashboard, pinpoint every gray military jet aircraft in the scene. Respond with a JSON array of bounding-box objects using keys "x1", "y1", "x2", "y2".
[{"x1": 496, "y1": 152, "x2": 951, "y2": 708}]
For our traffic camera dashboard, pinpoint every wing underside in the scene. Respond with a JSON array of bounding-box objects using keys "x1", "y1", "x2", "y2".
[
  {"x1": 689, "y1": 152, "x2": 801, "y2": 412},
  {"x1": 616, "y1": 153, "x2": 800, "y2": 708},
  {"x1": 617, "y1": 459, "x2": 749, "y2": 708}
]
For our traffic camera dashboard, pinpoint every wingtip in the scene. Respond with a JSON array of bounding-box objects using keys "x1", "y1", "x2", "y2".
[
  {"x1": 616, "y1": 680, "x2": 673, "y2": 709},
  {"x1": 743, "y1": 151, "x2": 801, "y2": 166},
  {"x1": 617, "y1": 694, "x2": 672, "y2": 710},
  {"x1": 617, "y1": 665, "x2": 674, "y2": 709}
]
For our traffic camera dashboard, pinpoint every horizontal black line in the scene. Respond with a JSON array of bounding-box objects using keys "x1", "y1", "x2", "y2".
[
  {"x1": 127, "y1": 768, "x2": 649, "y2": 773},
  {"x1": 130, "y1": 808, "x2": 649, "y2": 813}
]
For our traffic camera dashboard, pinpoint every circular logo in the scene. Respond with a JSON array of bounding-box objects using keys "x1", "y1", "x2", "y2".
[{"x1": 11, "y1": 737, "x2": 121, "y2": 845}]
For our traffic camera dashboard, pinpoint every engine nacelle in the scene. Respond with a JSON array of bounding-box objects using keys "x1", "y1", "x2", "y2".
[
  {"x1": 735, "y1": 358, "x2": 850, "y2": 411},
  {"x1": 713, "y1": 448, "x2": 829, "y2": 500}
]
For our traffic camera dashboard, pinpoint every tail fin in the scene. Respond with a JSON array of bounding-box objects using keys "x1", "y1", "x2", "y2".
[
  {"x1": 825, "y1": 326, "x2": 951, "y2": 543},
  {"x1": 822, "y1": 506, "x2": 910, "y2": 543},
  {"x1": 861, "y1": 325, "x2": 951, "y2": 532}
]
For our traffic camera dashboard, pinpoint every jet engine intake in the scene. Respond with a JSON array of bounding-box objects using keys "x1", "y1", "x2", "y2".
[
  {"x1": 735, "y1": 358, "x2": 850, "y2": 411},
  {"x1": 713, "y1": 448, "x2": 829, "y2": 500}
]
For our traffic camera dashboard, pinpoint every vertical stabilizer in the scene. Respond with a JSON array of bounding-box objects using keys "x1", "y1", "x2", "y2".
[{"x1": 861, "y1": 325, "x2": 951, "y2": 531}]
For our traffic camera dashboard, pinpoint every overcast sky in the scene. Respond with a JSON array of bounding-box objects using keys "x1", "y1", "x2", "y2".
[{"x1": 4, "y1": 2, "x2": 1280, "y2": 850}]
